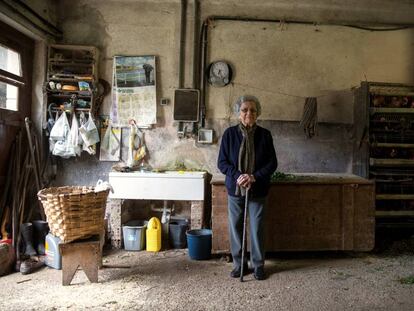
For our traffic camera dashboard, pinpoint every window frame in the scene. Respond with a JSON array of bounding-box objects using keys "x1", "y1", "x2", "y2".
[{"x1": 0, "y1": 20, "x2": 34, "y2": 118}]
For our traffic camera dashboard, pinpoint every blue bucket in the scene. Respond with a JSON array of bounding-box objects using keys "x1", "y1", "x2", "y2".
[{"x1": 186, "y1": 229, "x2": 212, "y2": 260}]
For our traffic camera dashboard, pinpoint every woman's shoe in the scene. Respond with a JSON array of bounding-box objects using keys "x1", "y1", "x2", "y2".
[
  {"x1": 230, "y1": 263, "x2": 249, "y2": 278},
  {"x1": 253, "y1": 266, "x2": 266, "y2": 280}
]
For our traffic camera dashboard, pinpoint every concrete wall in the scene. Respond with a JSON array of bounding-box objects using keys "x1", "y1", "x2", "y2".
[{"x1": 44, "y1": 0, "x2": 414, "y2": 185}]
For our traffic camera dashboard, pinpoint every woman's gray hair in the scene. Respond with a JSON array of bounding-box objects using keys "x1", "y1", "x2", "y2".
[{"x1": 234, "y1": 95, "x2": 261, "y2": 116}]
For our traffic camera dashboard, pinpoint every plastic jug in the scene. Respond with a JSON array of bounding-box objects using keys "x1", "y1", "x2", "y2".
[
  {"x1": 45, "y1": 233, "x2": 62, "y2": 270},
  {"x1": 146, "y1": 217, "x2": 161, "y2": 252}
]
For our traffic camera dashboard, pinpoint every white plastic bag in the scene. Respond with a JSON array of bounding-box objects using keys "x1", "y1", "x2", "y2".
[
  {"x1": 101, "y1": 124, "x2": 111, "y2": 151},
  {"x1": 51, "y1": 112, "x2": 76, "y2": 158},
  {"x1": 95, "y1": 179, "x2": 114, "y2": 193},
  {"x1": 69, "y1": 114, "x2": 81, "y2": 156},
  {"x1": 49, "y1": 111, "x2": 69, "y2": 141},
  {"x1": 79, "y1": 114, "x2": 100, "y2": 147},
  {"x1": 127, "y1": 121, "x2": 146, "y2": 168}
]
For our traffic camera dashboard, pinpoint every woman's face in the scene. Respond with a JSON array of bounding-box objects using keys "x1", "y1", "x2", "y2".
[{"x1": 239, "y1": 101, "x2": 258, "y2": 127}]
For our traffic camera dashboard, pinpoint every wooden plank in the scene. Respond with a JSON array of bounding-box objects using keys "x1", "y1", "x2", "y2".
[
  {"x1": 212, "y1": 173, "x2": 373, "y2": 185},
  {"x1": 370, "y1": 107, "x2": 414, "y2": 114},
  {"x1": 372, "y1": 143, "x2": 414, "y2": 148},
  {"x1": 60, "y1": 240, "x2": 100, "y2": 286},
  {"x1": 376, "y1": 211, "x2": 414, "y2": 217},
  {"x1": 341, "y1": 185, "x2": 354, "y2": 250},
  {"x1": 370, "y1": 158, "x2": 414, "y2": 167},
  {"x1": 376, "y1": 194, "x2": 414, "y2": 200},
  {"x1": 211, "y1": 181, "x2": 375, "y2": 253}
]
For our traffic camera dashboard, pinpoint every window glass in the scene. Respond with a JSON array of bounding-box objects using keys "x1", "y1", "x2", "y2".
[
  {"x1": 0, "y1": 81, "x2": 18, "y2": 111},
  {"x1": 0, "y1": 44, "x2": 21, "y2": 76}
]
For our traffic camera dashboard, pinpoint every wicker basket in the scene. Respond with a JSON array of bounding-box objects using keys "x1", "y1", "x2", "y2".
[{"x1": 37, "y1": 186, "x2": 109, "y2": 243}]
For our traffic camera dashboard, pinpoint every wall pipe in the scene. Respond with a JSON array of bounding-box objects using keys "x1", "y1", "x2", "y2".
[
  {"x1": 178, "y1": 0, "x2": 187, "y2": 89},
  {"x1": 192, "y1": 0, "x2": 200, "y2": 89},
  {"x1": 197, "y1": 15, "x2": 413, "y2": 127}
]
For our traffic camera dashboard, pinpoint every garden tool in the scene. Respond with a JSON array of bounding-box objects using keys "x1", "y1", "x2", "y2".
[
  {"x1": 240, "y1": 188, "x2": 249, "y2": 282},
  {"x1": 46, "y1": 103, "x2": 57, "y2": 135},
  {"x1": 32, "y1": 220, "x2": 49, "y2": 255},
  {"x1": 20, "y1": 223, "x2": 36, "y2": 256}
]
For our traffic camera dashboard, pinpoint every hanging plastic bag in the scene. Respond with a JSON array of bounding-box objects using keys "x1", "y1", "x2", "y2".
[
  {"x1": 78, "y1": 112, "x2": 95, "y2": 155},
  {"x1": 101, "y1": 123, "x2": 121, "y2": 156},
  {"x1": 101, "y1": 124, "x2": 111, "y2": 151},
  {"x1": 109, "y1": 127, "x2": 121, "y2": 156},
  {"x1": 127, "y1": 120, "x2": 146, "y2": 168},
  {"x1": 52, "y1": 112, "x2": 76, "y2": 158},
  {"x1": 49, "y1": 111, "x2": 69, "y2": 141},
  {"x1": 79, "y1": 114, "x2": 100, "y2": 147},
  {"x1": 49, "y1": 111, "x2": 70, "y2": 153},
  {"x1": 69, "y1": 114, "x2": 81, "y2": 156}
]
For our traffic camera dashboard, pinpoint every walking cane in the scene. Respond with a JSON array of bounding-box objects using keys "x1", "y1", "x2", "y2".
[{"x1": 240, "y1": 187, "x2": 249, "y2": 282}]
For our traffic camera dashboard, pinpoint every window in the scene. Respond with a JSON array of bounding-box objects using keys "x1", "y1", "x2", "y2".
[
  {"x1": 0, "y1": 44, "x2": 22, "y2": 76},
  {"x1": 0, "y1": 20, "x2": 33, "y2": 117},
  {"x1": 0, "y1": 44, "x2": 24, "y2": 111}
]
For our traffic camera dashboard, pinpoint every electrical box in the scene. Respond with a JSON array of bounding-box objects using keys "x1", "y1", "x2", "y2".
[{"x1": 173, "y1": 89, "x2": 200, "y2": 122}]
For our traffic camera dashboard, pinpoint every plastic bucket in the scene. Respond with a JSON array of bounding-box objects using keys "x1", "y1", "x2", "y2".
[
  {"x1": 169, "y1": 219, "x2": 188, "y2": 249},
  {"x1": 122, "y1": 220, "x2": 147, "y2": 251},
  {"x1": 186, "y1": 229, "x2": 212, "y2": 260}
]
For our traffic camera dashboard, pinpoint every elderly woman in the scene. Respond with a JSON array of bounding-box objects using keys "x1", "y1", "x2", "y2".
[{"x1": 218, "y1": 95, "x2": 277, "y2": 280}]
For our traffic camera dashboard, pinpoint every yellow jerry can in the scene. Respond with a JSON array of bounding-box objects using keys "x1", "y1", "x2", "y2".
[{"x1": 146, "y1": 217, "x2": 161, "y2": 252}]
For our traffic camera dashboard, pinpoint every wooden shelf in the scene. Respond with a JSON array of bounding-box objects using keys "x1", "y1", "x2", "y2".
[
  {"x1": 49, "y1": 58, "x2": 94, "y2": 63},
  {"x1": 47, "y1": 93, "x2": 92, "y2": 99},
  {"x1": 355, "y1": 82, "x2": 414, "y2": 225},
  {"x1": 370, "y1": 158, "x2": 414, "y2": 167},
  {"x1": 45, "y1": 44, "x2": 99, "y2": 123},
  {"x1": 370, "y1": 107, "x2": 414, "y2": 114},
  {"x1": 376, "y1": 194, "x2": 414, "y2": 200},
  {"x1": 370, "y1": 170, "x2": 414, "y2": 177},
  {"x1": 47, "y1": 78, "x2": 90, "y2": 83},
  {"x1": 49, "y1": 61, "x2": 94, "y2": 67},
  {"x1": 370, "y1": 142, "x2": 414, "y2": 148},
  {"x1": 376, "y1": 210, "x2": 414, "y2": 217}
]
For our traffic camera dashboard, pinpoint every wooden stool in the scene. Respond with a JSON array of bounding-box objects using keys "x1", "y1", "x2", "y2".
[{"x1": 59, "y1": 239, "x2": 101, "y2": 286}]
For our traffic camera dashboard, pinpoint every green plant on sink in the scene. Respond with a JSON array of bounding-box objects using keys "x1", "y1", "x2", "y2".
[{"x1": 271, "y1": 171, "x2": 297, "y2": 182}]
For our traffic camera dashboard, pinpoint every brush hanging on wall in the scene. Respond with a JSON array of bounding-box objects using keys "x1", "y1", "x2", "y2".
[{"x1": 300, "y1": 97, "x2": 318, "y2": 138}]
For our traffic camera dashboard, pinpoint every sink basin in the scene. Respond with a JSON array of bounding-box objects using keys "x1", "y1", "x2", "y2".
[{"x1": 108, "y1": 171, "x2": 206, "y2": 200}]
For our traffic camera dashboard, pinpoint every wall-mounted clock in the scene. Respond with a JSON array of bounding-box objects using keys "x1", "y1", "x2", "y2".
[{"x1": 207, "y1": 61, "x2": 232, "y2": 87}]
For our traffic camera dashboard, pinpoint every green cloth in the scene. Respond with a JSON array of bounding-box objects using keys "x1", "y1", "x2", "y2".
[{"x1": 236, "y1": 123, "x2": 256, "y2": 196}]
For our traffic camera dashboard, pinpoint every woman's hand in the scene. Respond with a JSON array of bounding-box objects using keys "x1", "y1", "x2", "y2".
[{"x1": 237, "y1": 174, "x2": 256, "y2": 188}]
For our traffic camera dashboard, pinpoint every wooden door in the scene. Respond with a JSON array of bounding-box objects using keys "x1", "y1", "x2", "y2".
[{"x1": 0, "y1": 21, "x2": 34, "y2": 236}]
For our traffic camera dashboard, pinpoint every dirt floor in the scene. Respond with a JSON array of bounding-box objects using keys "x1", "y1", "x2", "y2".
[{"x1": 1, "y1": 235, "x2": 414, "y2": 311}]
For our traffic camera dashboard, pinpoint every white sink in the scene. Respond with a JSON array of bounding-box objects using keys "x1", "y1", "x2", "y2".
[{"x1": 108, "y1": 171, "x2": 206, "y2": 201}]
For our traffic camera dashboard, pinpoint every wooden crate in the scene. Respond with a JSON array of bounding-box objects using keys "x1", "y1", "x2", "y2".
[{"x1": 212, "y1": 174, "x2": 375, "y2": 253}]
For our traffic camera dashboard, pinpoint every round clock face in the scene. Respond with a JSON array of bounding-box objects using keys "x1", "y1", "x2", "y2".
[{"x1": 208, "y1": 61, "x2": 232, "y2": 87}]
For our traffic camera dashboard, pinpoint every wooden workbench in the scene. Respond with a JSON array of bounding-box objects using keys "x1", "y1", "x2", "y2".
[{"x1": 211, "y1": 173, "x2": 375, "y2": 253}]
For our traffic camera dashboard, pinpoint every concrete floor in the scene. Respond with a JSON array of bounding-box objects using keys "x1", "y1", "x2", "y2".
[{"x1": 1, "y1": 238, "x2": 414, "y2": 311}]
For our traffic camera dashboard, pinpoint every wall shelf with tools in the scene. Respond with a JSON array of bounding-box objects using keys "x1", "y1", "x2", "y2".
[
  {"x1": 44, "y1": 44, "x2": 99, "y2": 120},
  {"x1": 354, "y1": 82, "x2": 414, "y2": 227}
]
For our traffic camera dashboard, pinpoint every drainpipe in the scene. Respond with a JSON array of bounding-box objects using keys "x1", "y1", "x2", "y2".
[
  {"x1": 192, "y1": 0, "x2": 200, "y2": 89},
  {"x1": 178, "y1": 0, "x2": 187, "y2": 88},
  {"x1": 199, "y1": 21, "x2": 208, "y2": 128},
  {"x1": 177, "y1": 0, "x2": 187, "y2": 137}
]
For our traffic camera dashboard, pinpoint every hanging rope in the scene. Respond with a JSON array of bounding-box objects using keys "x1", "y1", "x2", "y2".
[{"x1": 300, "y1": 97, "x2": 318, "y2": 138}]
